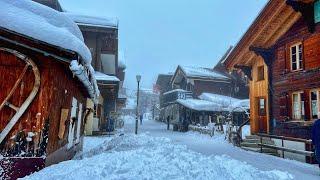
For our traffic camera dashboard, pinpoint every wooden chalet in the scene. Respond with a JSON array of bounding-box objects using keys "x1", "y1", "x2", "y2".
[
  {"x1": 0, "y1": 0, "x2": 99, "y2": 178},
  {"x1": 65, "y1": 13, "x2": 124, "y2": 135},
  {"x1": 170, "y1": 65, "x2": 232, "y2": 97},
  {"x1": 224, "y1": 0, "x2": 320, "y2": 140},
  {"x1": 158, "y1": 65, "x2": 249, "y2": 131}
]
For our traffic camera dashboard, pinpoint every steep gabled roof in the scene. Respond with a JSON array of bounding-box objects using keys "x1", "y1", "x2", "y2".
[
  {"x1": 224, "y1": 0, "x2": 313, "y2": 69},
  {"x1": 179, "y1": 66, "x2": 229, "y2": 80}
]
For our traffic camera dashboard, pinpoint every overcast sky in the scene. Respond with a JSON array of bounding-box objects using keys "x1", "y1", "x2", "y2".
[{"x1": 60, "y1": 0, "x2": 267, "y2": 90}]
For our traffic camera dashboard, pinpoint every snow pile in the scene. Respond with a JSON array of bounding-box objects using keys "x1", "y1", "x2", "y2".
[
  {"x1": 64, "y1": 12, "x2": 118, "y2": 29},
  {"x1": 177, "y1": 99, "x2": 223, "y2": 111},
  {"x1": 95, "y1": 71, "x2": 120, "y2": 82},
  {"x1": 0, "y1": 0, "x2": 99, "y2": 101},
  {"x1": 0, "y1": 0, "x2": 91, "y2": 64},
  {"x1": 24, "y1": 133, "x2": 293, "y2": 180},
  {"x1": 180, "y1": 66, "x2": 230, "y2": 80},
  {"x1": 70, "y1": 61, "x2": 99, "y2": 100}
]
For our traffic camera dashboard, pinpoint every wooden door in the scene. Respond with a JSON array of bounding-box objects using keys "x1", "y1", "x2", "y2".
[{"x1": 256, "y1": 97, "x2": 267, "y2": 133}]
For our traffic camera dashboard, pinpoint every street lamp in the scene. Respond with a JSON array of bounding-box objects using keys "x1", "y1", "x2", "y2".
[{"x1": 135, "y1": 75, "x2": 141, "y2": 134}]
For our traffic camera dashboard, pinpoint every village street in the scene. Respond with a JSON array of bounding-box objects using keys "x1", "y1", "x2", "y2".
[{"x1": 24, "y1": 116, "x2": 319, "y2": 180}]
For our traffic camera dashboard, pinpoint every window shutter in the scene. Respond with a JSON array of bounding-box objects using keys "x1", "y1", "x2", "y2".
[
  {"x1": 303, "y1": 90, "x2": 310, "y2": 120},
  {"x1": 279, "y1": 93, "x2": 288, "y2": 117}
]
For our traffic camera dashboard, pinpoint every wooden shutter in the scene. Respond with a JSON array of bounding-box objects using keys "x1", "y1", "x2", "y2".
[{"x1": 279, "y1": 93, "x2": 288, "y2": 117}]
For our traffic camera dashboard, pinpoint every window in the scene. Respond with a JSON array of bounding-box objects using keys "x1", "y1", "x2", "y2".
[
  {"x1": 258, "y1": 98, "x2": 266, "y2": 116},
  {"x1": 311, "y1": 90, "x2": 319, "y2": 119},
  {"x1": 292, "y1": 92, "x2": 305, "y2": 120},
  {"x1": 101, "y1": 54, "x2": 116, "y2": 75},
  {"x1": 257, "y1": 66, "x2": 264, "y2": 81},
  {"x1": 290, "y1": 43, "x2": 303, "y2": 71}
]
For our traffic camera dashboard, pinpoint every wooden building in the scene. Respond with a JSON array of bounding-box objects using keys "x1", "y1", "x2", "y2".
[
  {"x1": 170, "y1": 65, "x2": 232, "y2": 97},
  {"x1": 65, "y1": 13, "x2": 124, "y2": 135},
  {"x1": 0, "y1": 1, "x2": 99, "y2": 178},
  {"x1": 224, "y1": 0, "x2": 320, "y2": 139},
  {"x1": 157, "y1": 65, "x2": 249, "y2": 130}
]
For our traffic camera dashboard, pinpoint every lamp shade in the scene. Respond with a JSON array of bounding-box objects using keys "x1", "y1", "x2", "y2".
[{"x1": 136, "y1": 75, "x2": 141, "y2": 82}]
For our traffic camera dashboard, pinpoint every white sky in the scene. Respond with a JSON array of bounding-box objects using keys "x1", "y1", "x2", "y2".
[{"x1": 60, "y1": 0, "x2": 268, "y2": 90}]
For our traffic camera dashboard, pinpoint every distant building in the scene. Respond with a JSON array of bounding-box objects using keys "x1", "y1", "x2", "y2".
[
  {"x1": 170, "y1": 65, "x2": 232, "y2": 97},
  {"x1": 64, "y1": 12, "x2": 126, "y2": 135},
  {"x1": 157, "y1": 62, "x2": 249, "y2": 131}
]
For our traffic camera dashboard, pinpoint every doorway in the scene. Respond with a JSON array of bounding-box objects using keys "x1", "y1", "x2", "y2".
[{"x1": 256, "y1": 97, "x2": 267, "y2": 133}]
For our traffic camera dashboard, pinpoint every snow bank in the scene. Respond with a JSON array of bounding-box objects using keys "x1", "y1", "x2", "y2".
[
  {"x1": 24, "y1": 133, "x2": 293, "y2": 180},
  {"x1": 94, "y1": 71, "x2": 120, "y2": 82},
  {"x1": 0, "y1": 0, "x2": 91, "y2": 64},
  {"x1": 180, "y1": 66, "x2": 229, "y2": 80},
  {"x1": 64, "y1": 12, "x2": 118, "y2": 29}
]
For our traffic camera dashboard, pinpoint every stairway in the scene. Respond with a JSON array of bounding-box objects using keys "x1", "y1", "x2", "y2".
[{"x1": 240, "y1": 135, "x2": 279, "y2": 157}]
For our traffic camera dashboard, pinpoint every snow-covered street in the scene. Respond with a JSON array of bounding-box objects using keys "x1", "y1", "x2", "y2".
[{"x1": 23, "y1": 116, "x2": 319, "y2": 180}]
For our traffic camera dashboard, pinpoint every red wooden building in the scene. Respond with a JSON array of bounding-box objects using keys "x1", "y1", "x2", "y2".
[{"x1": 0, "y1": 0, "x2": 99, "y2": 179}]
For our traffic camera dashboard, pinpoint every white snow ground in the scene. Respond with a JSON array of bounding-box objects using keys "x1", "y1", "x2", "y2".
[{"x1": 23, "y1": 116, "x2": 319, "y2": 180}]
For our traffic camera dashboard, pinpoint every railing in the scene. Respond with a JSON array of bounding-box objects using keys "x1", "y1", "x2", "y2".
[
  {"x1": 255, "y1": 133, "x2": 314, "y2": 158},
  {"x1": 237, "y1": 119, "x2": 250, "y2": 141}
]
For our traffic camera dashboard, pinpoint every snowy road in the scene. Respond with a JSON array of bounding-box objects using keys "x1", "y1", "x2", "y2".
[
  {"x1": 24, "y1": 117, "x2": 319, "y2": 180},
  {"x1": 124, "y1": 118, "x2": 319, "y2": 180}
]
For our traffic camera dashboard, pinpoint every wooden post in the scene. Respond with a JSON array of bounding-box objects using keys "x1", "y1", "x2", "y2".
[{"x1": 282, "y1": 138, "x2": 285, "y2": 158}]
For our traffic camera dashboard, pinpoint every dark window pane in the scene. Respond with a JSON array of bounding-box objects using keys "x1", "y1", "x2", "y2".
[{"x1": 292, "y1": 62, "x2": 297, "y2": 70}]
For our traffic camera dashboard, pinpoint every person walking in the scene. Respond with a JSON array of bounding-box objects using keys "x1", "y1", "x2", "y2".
[
  {"x1": 167, "y1": 116, "x2": 170, "y2": 130},
  {"x1": 312, "y1": 119, "x2": 320, "y2": 168},
  {"x1": 140, "y1": 114, "x2": 143, "y2": 125}
]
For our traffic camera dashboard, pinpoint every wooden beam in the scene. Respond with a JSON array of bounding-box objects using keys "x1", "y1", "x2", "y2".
[
  {"x1": 249, "y1": 46, "x2": 275, "y2": 67},
  {"x1": 229, "y1": 0, "x2": 287, "y2": 68},
  {"x1": 286, "y1": 0, "x2": 315, "y2": 33}
]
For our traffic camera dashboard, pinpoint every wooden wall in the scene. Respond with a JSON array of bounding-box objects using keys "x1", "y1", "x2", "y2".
[
  {"x1": 249, "y1": 57, "x2": 269, "y2": 134},
  {"x1": 0, "y1": 47, "x2": 87, "y2": 162},
  {"x1": 272, "y1": 18, "x2": 320, "y2": 123},
  {"x1": 193, "y1": 80, "x2": 232, "y2": 97}
]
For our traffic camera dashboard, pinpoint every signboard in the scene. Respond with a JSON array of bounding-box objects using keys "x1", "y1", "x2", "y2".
[
  {"x1": 315, "y1": 0, "x2": 320, "y2": 23},
  {"x1": 178, "y1": 92, "x2": 186, "y2": 100}
]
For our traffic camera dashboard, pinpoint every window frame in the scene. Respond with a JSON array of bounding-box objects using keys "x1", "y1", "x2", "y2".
[
  {"x1": 290, "y1": 43, "x2": 303, "y2": 71},
  {"x1": 310, "y1": 89, "x2": 320, "y2": 120},
  {"x1": 256, "y1": 65, "x2": 265, "y2": 82},
  {"x1": 257, "y1": 97, "x2": 266, "y2": 116},
  {"x1": 292, "y1": 91, "x2": 304, "y2": 120}
]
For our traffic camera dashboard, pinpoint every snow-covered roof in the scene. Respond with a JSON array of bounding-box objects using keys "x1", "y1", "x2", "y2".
[
  {"x1": 163, "y1": 89, "x2": 188, "y2": 95},
  {"x1": 199, "y1": 93, "x2": 239, "y2": 107},
  {"x1": 95, "y1": 71, "x2": 120, "y2": 82},
  {"x1": 0, "y1": 0, "x2": 92, "y2": 65},
  {"x1": 64, "y1": 12, "x2": 118, "y2": 29},
  {"x1": 0, "y1": 0, "x2": 99, "y2": 101},
  {"x1": 199, "y1": 93, "x2": 250, "y2": 112},
  {"x1": 179, "y1": 66, "x2": 230, "y2": 80},
  {"x1": 177, "y1": 99, "x2": 223, "y2": 112}
]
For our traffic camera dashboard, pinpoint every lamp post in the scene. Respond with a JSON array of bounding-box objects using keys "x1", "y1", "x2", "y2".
[{"x1": 135, "y1": 75, "x2": 141, "y2": 134}]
